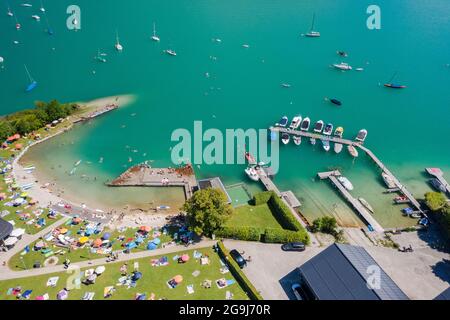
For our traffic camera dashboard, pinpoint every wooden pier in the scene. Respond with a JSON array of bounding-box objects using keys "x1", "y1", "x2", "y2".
[
  {"x1": 425, "y1": 168, "x2": 450, "y2": 194},
  {"x1": 318, "y1": 171, "x2": 385, "y2": 233},
  {"x1": 108, "y1": 164, "x2": 198, "y2": 200},
  {"x1": 272, "y1": 126, "x2": 423, "y2": 214}
]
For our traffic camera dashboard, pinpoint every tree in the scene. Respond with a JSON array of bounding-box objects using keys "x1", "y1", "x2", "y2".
[
  {"x1": 182, "y1": 188, "x2": 233, "y2": 237},
  {"x1": 311, "y1": 216, "x2": 338, "y2": 234},
  {"x1": 0, "y1": 121, "x2": 15, "y2": 141},
  {"x1": 425, "y1": 192, "x2": 447, "y2": 211}
]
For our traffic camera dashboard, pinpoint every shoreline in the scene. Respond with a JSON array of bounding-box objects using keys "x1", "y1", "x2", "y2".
[{"x1": 9, "y1": 93, "x2": 172, "y2": 228}]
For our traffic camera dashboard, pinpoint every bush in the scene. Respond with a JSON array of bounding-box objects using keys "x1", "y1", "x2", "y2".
[
  {"x1": 311, "y1": 216, "x2": 338, "y2": 234},
  {"x1": 216, "y1": 241, "x2": 263, "y2": 300},
  {"x1": 252, "y1": 191, "x2": 273, "y2": 206},
  {"x1": 262, "y1": 228, "x2": 310, "y2": 244},
  {"x1": 215, "y1": 226, "x2": 262, "y2": 242},
  {"x1": 267, "y1": 194, "x2": 304, "y2": 231}
]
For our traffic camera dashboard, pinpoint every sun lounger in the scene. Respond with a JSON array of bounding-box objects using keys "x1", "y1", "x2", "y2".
[
  {"x1": 46, "y1": 276, "x2": 59, "y2": 287},
  {"x1": 82, "y1": 292, "x2": 95, "y2": 300},
  {"x1": 193, "y1": 251, "x2": 202, "y2": 259},
  {"x1": 226, "y1": 291, "x2": 233, "y2": 300},
  {"x1": 187, "y1": 285, "x2": 194, "y2": 294},
  {"x1": 216, "y1": 278, "x2": 234, "y2": 289},
  {"x1": 192, "y1": 270, "x2": 200, "y2": 277},
  {"x1": 220, "y1": 267, "x2": 229, "y2": 274},
  {"x1": 134, "y1": 262, "x2": 139, "y2": 271},
  {"x1": 200, "y1": 257, "x2": 210, "y2": 265}
]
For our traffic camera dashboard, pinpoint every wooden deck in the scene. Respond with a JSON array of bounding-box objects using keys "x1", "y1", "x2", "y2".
[
  {"x1": 318, "y1": 171, "x2": 385, "y2": 233},
  {"x1": 425, "y1": 168, "x2": 450, "y2": 194}
]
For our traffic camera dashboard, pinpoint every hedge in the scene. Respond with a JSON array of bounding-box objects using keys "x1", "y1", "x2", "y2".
[
  {"x1": 252, "y1": 191, "x2": 274, "y2": 206},
  {"x1": 262, "y1": 228, "x2": 310, "y2": 244},
  {"x1": 216, "y1": 241, "x2": 263, "y2": 300},
  {"x1": 215, "y1": 226, "x2": 262, "y2": 242},
  {"x1": 267, "y1": 193, "x2": 304, "y2": 232}
]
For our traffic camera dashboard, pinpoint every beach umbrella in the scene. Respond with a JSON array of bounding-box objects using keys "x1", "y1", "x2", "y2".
[
  {"x1": 181, "y1": 254, "x2": 190, "y2": 262},
  {"x1": 57, "y1": 289, "x2": 68, "y2": 300},
  {"x1": 72, "y1": 217, "x2": 82, "y2": 225},
  {"x1": 78, "y1": 236, "x2": 89, "y2": 244},
  {"x1": 147, "y1": 242, "x2": 157, "y2": 250},
  {"x1": 139, "y1": 226, "x2": 151, "y2": 233},
  {"x1": 152, "y1": 238, "x2": 161, "y2": 245},
  {"x1": 20, "y1": 192, "x2": 28, "y2": 198},
  {"x1": 102, "y1": 232, "x2": 111, "y2": 240},
  {"x1": 136, "y1": 236, "x2": 144, "y2": 244},
  {"x1": 173, "y1": 275, "x2": 183, "y2": 284},
  {"x1": 131, "y1": 271, "x2": 142, "y2": 281},
  {"x1": 93, "y1": 239, "x2": 103, "y2": 248},
  {"x1": 95, "y1": 266, "x2": 106, "y2": 275}
]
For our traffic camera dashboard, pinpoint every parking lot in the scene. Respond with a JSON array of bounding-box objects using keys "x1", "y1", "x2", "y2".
[{"x1": 223, "y1": 240, "x2": 324, "y2": 300}]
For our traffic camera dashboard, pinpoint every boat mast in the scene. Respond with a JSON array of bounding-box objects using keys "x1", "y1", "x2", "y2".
[
  {"x1": 311, "y1": 13, "x2": 316, "y2": 31},
  {"x1": 116, "y1": 29, "x2": 120, "y2": 45},
  {"x1": 388, "y1": 71, "x2": 398, "y2": 83},
  {"x1": 153, "y1": 22, "x2": 156, "y2": 36},
  {"x1": 24, "y1": 64, "x2": 34, "y2": 82}
]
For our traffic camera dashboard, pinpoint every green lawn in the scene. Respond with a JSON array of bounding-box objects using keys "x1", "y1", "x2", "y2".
[
  {"x1": 0, "y1": 247, "x2": 250, "y2": 300},
  {"x1": 226, "y1": 203, "x2": 284, "y2": 230},
  {"x1": 9, "y1": 221, "x2": 176, "y2": 270}
]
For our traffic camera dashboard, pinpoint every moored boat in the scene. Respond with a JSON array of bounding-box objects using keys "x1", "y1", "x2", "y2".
[
  {"x1": 347, "y1": 145, "x2": 358, "y2": 158},
  {"x1": 313, "y1": 120, "x2": 324, "y2": 133},
  {"x1": 300, "y1": 117, "x2": 311, "y2": 131},
  {"x1": 323, "y1": 123, "x2": 333, "y2": 136},
  {"x1": 245, "y1": 166, "x2": 260, "y2": 181},
  {"x1": 276, "y1": 116, "x2": 289, "y2": 127},
  {"x1": 394, "y1": 195, "x2": 409, "y2": 204},
  {"x1": 334, "y1": 127, "x2": 344, "y2": 138},
  {"x1": 358, "y1": 197, "x2": 374, "y2": 213},
  {"x1": 305, "y1": 13, "x2": 320, "y2": 37},
  {"x1": 165, "y1": 49, "x2": 177, "y2": 56},
  {"x1": 384, "y1": 83, "x2": 407, "y2": 89},
  {"x1": 330, "y1": 98, "x2": 342, "y2": 106},
  {"x1": 24, "y1": 65, "x2": 37, "y2": 92},
  {"x1": 382, "y1": 172, "x2": 396, "y2": 189},
  {"x1": 293, "y1": 136, "x2": 302, "y2": 145},
  {"x1": 310, "y1": 138, "x2": 316, "y2": 145},
  {"x1": 322, "y1": 139, "x2": 330, "y2": 152},
  {"x1": 115, "y1": 30, "x2": 123, "y2": 51},
  {"x1": 289, "y1": 116, "x2": 302, "y2": 130},
  {"x1": 355, "y1": 129, "x2": 368, "y2": 142},
  {"x1": 281, "y1": 83, "x2": 291, "y2": 88},
  {"x1": 151, "y1": 22, "x2": 160, "y2": 41},
  {"x1": 281, "y1": 133, "x2": 290, "y2": 145},
  {"x1": 333, "y1": 62, "x2": 352, "y2": 70},
  {"x1": 430, "y1": 178, "x2": 446, "y2": 193},
  {"x1": 334, "y1": 143, "x2": 343, "y2": 154},
  {"x1": 245, "y1": 152, "x2": 256, "y2": 165},
  {"x1": 338, "y1": 176, "x2": 354, "y2": 191}
]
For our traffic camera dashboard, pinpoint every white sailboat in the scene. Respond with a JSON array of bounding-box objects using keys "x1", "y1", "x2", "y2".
[
  {"x1": 39, "y1": 0, "x2": 46, "y2": 12},
  {"x1": 151, "y1": 22, "x2": 160, "y2": 42},
  {"x1": 7, "y1": 5, "x2": 13, "y2": 16},
  {"x1": 305, "y1": 13, "x2": 321, "y2": 37},
  {"x1": 115, "y1": 30, "x2": 123, "y2": 51}
]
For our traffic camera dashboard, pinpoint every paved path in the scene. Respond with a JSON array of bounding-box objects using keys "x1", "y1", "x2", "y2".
[{"x1": 0, "y1": 240, "x2": 215, "y2": 281}]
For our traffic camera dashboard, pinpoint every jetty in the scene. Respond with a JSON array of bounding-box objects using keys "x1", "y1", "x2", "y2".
[
  {"x1": 425, "y1": 168, "x2": 450, "y2": 194},
  {"x1": 108, "y1": 163, "x2": 198, "y2": 200},
  {"x1": 318, "y1": 170, "x2": 385, "y2": 233},
  {"x1": 271, "y1": 126, "x2": 423, "y2": 214},
  {"x1": 74, "y1": 103, "x2": 118, "y2": 123}
]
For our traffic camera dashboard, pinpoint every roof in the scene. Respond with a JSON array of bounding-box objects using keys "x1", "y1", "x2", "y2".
[
  {"x1": 298, "y1": 244, "x2": 409, "y2": 300},
  {"x1": 0, "y1": 218, "x2": 13, "y2": 241},
  {"x1": 198, "y1": 177, "x2": 232, "y2": 204},
  {"x1": 434, "y1": 287, "x2": 450, "y2": 300}
]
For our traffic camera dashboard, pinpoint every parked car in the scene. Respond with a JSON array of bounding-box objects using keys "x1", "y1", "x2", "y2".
[
  {"x1": 281, "y1": 242, "x2": 306, "y2": 252},
  {"x1": 291, "y1": 283, "x2": 303, "y2": 300},
  {"x1": 229, "y1": 249, "x2": 247, "y2": 269}
]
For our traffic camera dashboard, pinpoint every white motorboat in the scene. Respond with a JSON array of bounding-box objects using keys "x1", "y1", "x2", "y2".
[
  {"x1": 7, "y1": 7, "x2": 13, "y2": 16},
  {"x1": 281, "y1": 83, "x2": 291, "y2": 88},
  {"x1": 300, "y1": 117, "x2": 311, "y2": 131},
  {"x1": 356, "y1": 129, "x2": 368, "y2": 142},
  {"x1": 338, "y1": 176, "x2": 354, "y2": 191},
  {"x1": 289, "y1": 116, "x2": 302, "y2": 130},
  {"x1": 358, "y1": 197, "x2": 374, "y2": 213},
  {"x1": 333, "y1": 62, "x2": 352, "y2": 70},
  {"x1": 151, "y1": 22, "x2": 160, "y2": 41},
  {"x1": 347, "y1": 145, "x2": 359, "y2": 158},
  {"x1": 31, "y1": 15, "x2": 40, "y2": 21},
  {"x1": 310, "y1": 138, "x2": 316, "y2": 145},
  {"x1": 323, "y1": 123, "x2": 333, "y2": 136},
  {"x1": 281, "y1": 133, "x2": 290, "y2": 145},
  {"x1": 334, "y1": 143, "x2": 343, "y2": 153},
  {"x1": 293, "y1": 136, "x2": 302, "y2": 146},
  {"x1": 313, "y1": 120, "x2": 324, "y2": 133},
  {"x1": 165, "y1": 49, "x2": 177, "y2": 56},
  {"x1": 382, "y1": 172, "x2": 396, "y2": 189},
  {"x1": 322, "y1": 139, "x2": 330, "y2": 152},
  {"x1": 245, "y1": 167, "x2": 260, "y2": 182}
]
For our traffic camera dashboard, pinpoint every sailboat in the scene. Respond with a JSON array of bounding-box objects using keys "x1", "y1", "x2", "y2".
[
  {"x1": 44, "y1": 11, "x2": 53, "y2": 35},
  {"x1": 305, "y1": 13, "x2": 320, "y2": 37},
  {"x1": 14, "y1": 13, "x2": 21, "y2": 29},
  {"x1": 151, "y1": 22, "x2": 160, "y2": 41},
  {"x1": 7, "y1": 4, "x2": 13, "y2": 16},
  {"x1": 384, "y1": 72, "x2": 406, "y2": 89},
  {"x1": 24, "y1": 65, "x2": 37, "y2": 92},
  {"x1": 115, "y1": 30, "x2": 123, "y2": 51},
  {"x1": 39, "y1": 0, "x2": 46, "y2": 12}
]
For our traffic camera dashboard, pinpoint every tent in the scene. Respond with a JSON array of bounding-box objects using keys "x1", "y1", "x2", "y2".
[
  {"x1": 102, "y1": 232, "x2": 111, "y2": 240},
  {"x1": 147, "y1": 242, "x2": 157, "y2": 250},
  {"x1": 57, "y1": 289, "x2": 68, "y2": 300},
  {"x1": 181, "y1": 254, "x2": 190, "y2": 262},
  {"x1": 152, "y1": 238, "x2": 161, "y2": 245}
]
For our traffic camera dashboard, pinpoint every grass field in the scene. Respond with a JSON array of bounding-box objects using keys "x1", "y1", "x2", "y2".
[
  {"x1": 226, "y1": 203, "x2": 284, "y2": 230},
  {"x1": 0, "y1": 247, "x2": 250, "y2": 300}
]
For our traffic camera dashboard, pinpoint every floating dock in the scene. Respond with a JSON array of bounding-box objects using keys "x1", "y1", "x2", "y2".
[
  {"x1": 108, "y1": 164, "x2": 198, "y2": 200},
  {"x1": 425, "y1": 168, "x2": 450, "y2": 194},
  {"x1": 272, "y1": 126, "x2": 423, "y2": 214},
  {"x1": 74, "y1": 104, "x2": 119, "y2": 123},
  {"x1": 318, "y1": 170, "x2": 385, "y2": 233}
]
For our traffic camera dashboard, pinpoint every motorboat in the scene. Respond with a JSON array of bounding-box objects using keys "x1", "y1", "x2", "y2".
[
  {"x1": 245, "y1": 166, "x2": 260, "y2": 182},
  {"x1": 338, "y1": 176, "x2": 354, "y2": 191},
  {"x1": 281, "y1": 133, "x2": 290, "y2": 145},
  {"x1": 384, "y1": 83, "x2": 406, "y2": 89},
  {"x1": 245, "y1": 152, "x2": 257, "y2": 165},
  {"x1": 323, "y1": 123, "x2": 333, "y2": 136},
  {"x1": 305, "y1": 13, "x2": 320, "y2": 37},
  {"x1": 7, "y1": 7, "x2": 13, "y2": 16},
  {"x1": 430, "y1": 178, "x2": 446, "y2": 193},
  {"x1": 330, "y1": 98, "x2": 342, "y2": 106},
  {"x1": 293, "y1": 136, "x2": 302, "y2": 146},
  {"x1": 394, "y1": 195, "x2": 409, "y2": 204},
  {"x1": 151, "y1": 22, "x2": 160, "y2": 41},
  {"x1": 310, "y1": 138, "x2": 316, "y2": 145},
  {"x1": 165, "y1": 49, "x2": 177, "y2": 56},
  {"x1": 333, "y1": 62, "x2": 352, "y2": 70},
  {"x1": 337, "y1": 51, "x2": 348, "y2": 57},
  {"x1": 242, "y1": 44, "x2": 250, "y2": 48},
  {"x1": 355, "y1": 129, "x2": 368, "y2": 142},
  {"x1": 31, "y1": 15, "x2": 40, "y2": 21},
  {"x1": 300, "y1": 117, "x2": 311, "y2": 131},
  {"x1": 358, "y1": 197, "x2": 374, "y2": 213},
  {"x1": 356, "y1": 68, "x2": 364, "y2": 72},
  {"x1": 281, "y1": 83, "x2": 291, "y2": 88},
  {"x1": 334, "y1": 127, "x2": 344, "y2": 138},
  {"x1": 322, "y1": 139, "x2": 330, "y2": 152},
  {"x1": 289, "y1": 116, "x2": 302, "y2": 130},
  {"x1": 313, "y1": 120, "x2": 324, "y2": 133},
  {"x1": 334, "y1": 143, "x2": 343, "y2": 153},
  {"x1": 347, "y1": 145, "x2": 359, "y2": 158},
  {"x1": 382, "y1": 172, "x2": 396, "y2": 189},
  {"x1": 276, "y1": 116, "x2": 289, "y2": 127}
]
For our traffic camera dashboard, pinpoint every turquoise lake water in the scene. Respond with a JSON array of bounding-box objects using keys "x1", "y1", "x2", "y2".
[{"x1": 1, "y1": 0, "x2": 449, "y2": 227}]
